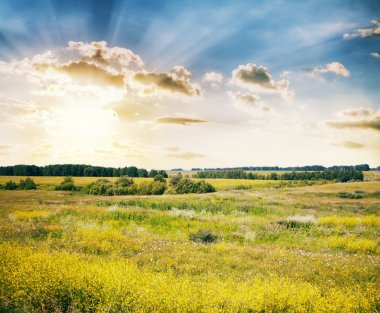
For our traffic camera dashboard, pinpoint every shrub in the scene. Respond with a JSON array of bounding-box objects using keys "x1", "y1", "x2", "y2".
[
  {"x1": 4, "y1": 180, "x2": 17, "y2": 190},
  {"x1": 233, "y1": 184, "x2": 251, "y2": 190},
  {"x1": 189, "y1": 229, "x2": 220, "y2": 244},
  {"x1": 87, "y1": 179, "x2": 113, "y2": 195},
  {"x1": 18, "y1": 177, "x2": 37, "y2": 190},
  {"x1": 169, "y1": 173, "x2": 183, "y2": 186},
  {"x1": 174, "y1": 178, "x2": 215, "y2": 194},
  {"x1": 115, "y1": 176, "x2": 134, "y2": 187},
  {"x1": 55, "y1": 177, "x2": 78, "y2": 191},
  {"x1": 338, "y1": 192, "x2": 363, "y2": 199},
  {"x1": 86, "y1": 178, "x2": 167, "y2": 196},
  {"x1": 153, "y1": 174, "x2": 166, "y2": 183},
  {"x1": 145, "y1": 181, "x2": 167, "y2": 195}
]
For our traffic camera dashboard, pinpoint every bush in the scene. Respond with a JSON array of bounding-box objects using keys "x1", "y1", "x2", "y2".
[
  {"x1": 87, "y1": 179, "x2": 113, "y2": 195},
  {"x1": 4, "y1": 180, "x2": 17, "y2": 190},
  {"x1": 86, "y1": 178, "x2": 167, "y2": 196},
  {"x1": 169, "y1": 173, "x2": 183, "y2": 186},
  {"x1": 338, "y1": 192, "x2": 363, "y2": 199},
  {"x1": 174, "y1": 178, "x2": 215, "y2": 194},
  {"x1": 18, "y1": 177, "x2": 37, "y2": 190},
  {"x1": 189, "y1": 229, "x2": 220, "y2": 244},
  {"x1": 55, "y1": 177, "x2": 78, "y2": 191},
  {"x1": 153, "y1": 174, "x2": 166, "y2": 183},
  {"x1": 138, "y1": 181, "x2": 167, "y2": 195},
  {"x1": 115, "y1": 176, "x2": 134, "y2": 187}
]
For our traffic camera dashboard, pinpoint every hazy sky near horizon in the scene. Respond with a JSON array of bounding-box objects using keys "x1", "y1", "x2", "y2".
[{"x1": 0, "y1": 0, "x2": 379, "y2": 169}]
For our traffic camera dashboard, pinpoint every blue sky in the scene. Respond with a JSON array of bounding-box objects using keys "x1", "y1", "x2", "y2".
[{"x1": 0, "y1": 0, "x2": 379, "y2": 167}]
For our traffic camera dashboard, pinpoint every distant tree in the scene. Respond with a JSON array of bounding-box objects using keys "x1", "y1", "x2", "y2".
[
  {"x1": 126, "y1": 166, "x2": 138, "y2": 177},
  {"x1": 157, "y1": 170, "x2": 168, "y2": 178},
  {"x1": 270, "y1": 173, "x2": 279, "y2": 180},
  {"x1": 112, "y1": 168, "x2": 120, "y2": 177},
  {"x1": 138, "y1": 168, "x2": 148, "y2": 177},
  {"x1": 148, "y1": 169, "x2": 158, "y2": 178},
  {"x1": 84, "y1": 167, "x2": 94, "y2": 177}
]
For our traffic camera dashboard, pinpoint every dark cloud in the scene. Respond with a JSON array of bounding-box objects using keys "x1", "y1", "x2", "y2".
[
  {"x1": 156, "y1": 117, "x2": 207, "y2": 125},
  {"x1": 134, "y1": 66, "x2": 201, "y2": 96}
]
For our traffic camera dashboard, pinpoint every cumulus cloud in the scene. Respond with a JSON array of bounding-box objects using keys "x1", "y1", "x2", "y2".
[
  {"x1": 304, "y1": 61, "x2": 350, "y2": 77},
  {"x1": 231, "y1": 63, "x2": 289, "y2": 91},
  {"x1": 371, "y1": 52, "x2": 380, "y2": 59},
  {"x1": 68, "y1": 41, "x2": 144, "y2": 70},
  {"x1": 0, "y1": 44, "x2": 128, "y2": 101},
  {"x1": 168, "y1": 152, "x2": 204, "y2": 159},
  {"x1": 327, "y1": 107, "x2": 380, "y2": 131},
  {"x1": 0, "y1": 42, "x2": 201, "y2": 101},
  {"x1": 230, "y1": 63, "x2": 294, "y2": 101},
  {"x1": 134, "y1": 66, "x2": 201, "y2": 96},
  {"x1": 57, "y1": 61, "x2": 125, "y2": 88},
  {"x1": 202, "y1": 71, "x2": 223, "y2": 88},
  {"x1": 156, "y1": 117, "x2": 207, "y2": 125},
  {"x1": 343, "y1": 20, "x2": 380, "y2": 39}
]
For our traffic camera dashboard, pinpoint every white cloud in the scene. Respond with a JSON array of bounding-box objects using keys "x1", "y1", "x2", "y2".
[
  {"x1": 229, "y1": 91, "x2": 270, "y2": 112},
  {"x1": 202, "y1": 71, "x2": 223, "y2": 88},
  {"x1": 133, "y1": 66, "x2": 201, "y2": 96},
  {"x1": 68, "y1": 41, "x2": 144, "y2": 71},
  {"x1": 327, "y1": 107, "x2": 380, "y2": 132},
  {"x1": 343, "y1": 19, "x2": 380, "y2": 39},
  {"x1": 371, "y1": 52, "x2": 380, "y2": 59},
  {"x1": 304, "y1": 61, "x2": 350, "y2": 77},
  {"x1": 230, "y1": 63, "x2": 293, "y2": 101}
]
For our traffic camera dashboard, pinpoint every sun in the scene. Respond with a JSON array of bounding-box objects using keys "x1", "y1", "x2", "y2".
[{"x1": 50, "y1": 99, "x2": 117, "y2": 148}]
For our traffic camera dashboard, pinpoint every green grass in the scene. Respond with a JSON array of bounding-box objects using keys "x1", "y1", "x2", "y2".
[{"x1": 0, "y1": 177, "x2": 379, "y2": 312}]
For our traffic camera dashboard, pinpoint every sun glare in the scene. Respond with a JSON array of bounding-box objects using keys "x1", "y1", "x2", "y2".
[{"x1": 53, "y1": 101, "x2": 116, "y2": 146}]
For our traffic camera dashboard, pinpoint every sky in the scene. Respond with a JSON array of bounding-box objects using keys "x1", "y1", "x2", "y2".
[{"x1": 0, "y1": 0, "x2": 379, "y2": 169}]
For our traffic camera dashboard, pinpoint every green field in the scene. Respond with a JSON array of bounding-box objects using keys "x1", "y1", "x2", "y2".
[{"x1": 0, "y1": 177, "x2": 379, "y2": 312}]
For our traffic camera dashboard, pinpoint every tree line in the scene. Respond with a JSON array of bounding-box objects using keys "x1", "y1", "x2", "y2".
[
  {"x1": 194, "y1": 169, "x2": 364, "y2": 182},
  {"x1": 193, "y1": 164, "x2": 370, "y2": 171},
  {"x1": 0, "y1": 164, "x2": 168, "y2": 178}
]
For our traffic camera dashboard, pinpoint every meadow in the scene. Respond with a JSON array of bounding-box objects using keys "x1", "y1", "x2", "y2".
[{"x1": 0, "y1": 175, "x2": 379, "y2": 312}]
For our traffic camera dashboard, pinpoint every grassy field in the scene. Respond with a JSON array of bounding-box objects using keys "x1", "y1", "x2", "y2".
[{"x1": 0, "y1": 177, "x2": 379, "y2": 312}]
